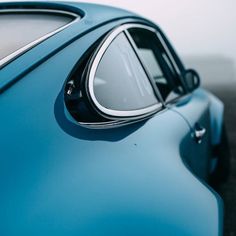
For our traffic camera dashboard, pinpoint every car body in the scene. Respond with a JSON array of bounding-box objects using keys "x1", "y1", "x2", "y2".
[{"x1": 0, "y1": 1, "x2": 227, "y2": 235}]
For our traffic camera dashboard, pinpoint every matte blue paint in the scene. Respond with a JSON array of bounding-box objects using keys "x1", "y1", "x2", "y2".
[{"x1": 0, "y1": 1, "x2": 224, "y2": 235}]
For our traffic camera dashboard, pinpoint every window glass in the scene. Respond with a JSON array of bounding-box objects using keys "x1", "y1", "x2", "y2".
[
  {"x1": 0, "y1": 12, "x2": 74, "y2": 61},
  {"x1": 128, "y1": 28, "x2": 185, "y2": 102},
  {"x1": 93, "y1": 32, "x2": 159, "y2": 111}
]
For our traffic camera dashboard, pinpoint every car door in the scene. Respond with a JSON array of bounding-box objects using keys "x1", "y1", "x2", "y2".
[{"x1": 127, "y1": 25, "x2": 212, "y2": 181}]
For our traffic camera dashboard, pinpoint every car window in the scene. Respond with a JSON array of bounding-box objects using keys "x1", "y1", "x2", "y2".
[
  {"x1": 128, "y1": 27, "x2": 185, "y2": 102},
  {"x1": 92, "y1": 32, "x2": 159, "y2": 113},
  {"x1": 0, "y1": 11, "x2": 76, "y2": 66}
]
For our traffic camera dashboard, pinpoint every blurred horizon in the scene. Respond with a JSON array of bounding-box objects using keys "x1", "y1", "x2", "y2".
[{"x1": 184, "y1": 55, "x2": 236, "y2": 87}]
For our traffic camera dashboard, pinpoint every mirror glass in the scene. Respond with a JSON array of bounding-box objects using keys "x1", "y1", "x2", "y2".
[{"x1": 184, "y1": 69, "x2": 200, "y2": 92}]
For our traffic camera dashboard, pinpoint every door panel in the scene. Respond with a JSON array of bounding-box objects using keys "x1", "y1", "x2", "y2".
[
  {"x1": 127, "y1": 25, "x2": 212, "y2": 181},
  {"x1": 168, "y1": 89, "x2": 212, "y2": 180}
]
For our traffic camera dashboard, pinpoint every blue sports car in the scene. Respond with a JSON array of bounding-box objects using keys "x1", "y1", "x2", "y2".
[{"x1": 0, "y1": 1, "x2": 230, "y2": 235}]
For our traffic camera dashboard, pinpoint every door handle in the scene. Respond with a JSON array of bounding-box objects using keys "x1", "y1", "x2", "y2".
[{"x1": 194, "y1": 124, "x2": 206, "y2": 144}]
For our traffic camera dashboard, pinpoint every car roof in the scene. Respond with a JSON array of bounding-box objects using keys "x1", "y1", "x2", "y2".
[
  {"x1": 0, "y1": 1, "x2": 139, "y2": 92},
  {"x1": 0, "y1": 1, "x2": 136, "y2": 20}
]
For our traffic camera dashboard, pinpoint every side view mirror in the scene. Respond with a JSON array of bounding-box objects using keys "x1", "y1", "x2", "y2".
[{"x1": 183, "y1": 69, "x2": 201, "y2": 92}]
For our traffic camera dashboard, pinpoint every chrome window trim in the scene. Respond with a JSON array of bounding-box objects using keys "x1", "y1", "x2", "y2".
[
  {"x1": 78, "y1": 107, "x2": 164, "y2": 129},
  {"x1": 87, "y1": 23, "x2": 163, "y2": 118},
  {"x1": 155, "y1": 31, "x2": 181, "y2": 75},
  {"x1": 125, "y1": 24, "x2": 186, "y2": 105},
  {"x1": 155, "y1": 31, "x2": 187, "y2": 105},
  {"x1": 124, "y1": 28, "x2": 165, "y2": 104},
  {"x1": 0, "y1": 9, "x2": 80, "y2": 68}
]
